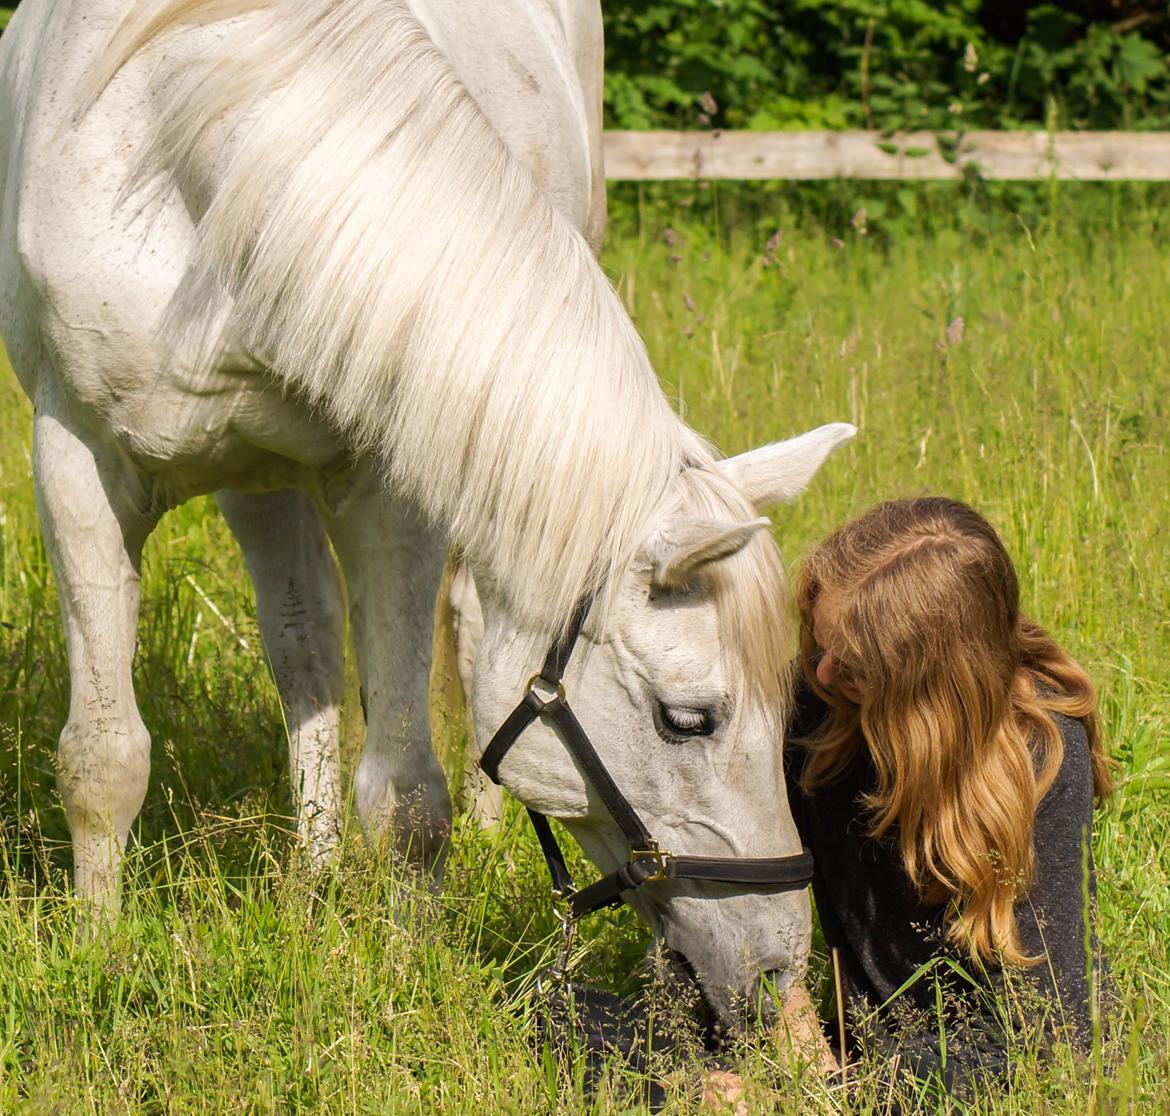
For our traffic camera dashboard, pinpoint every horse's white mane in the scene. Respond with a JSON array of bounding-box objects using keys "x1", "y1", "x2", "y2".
[{"x1": 90, "y1": 0, "x2": 794, "y2": 711}]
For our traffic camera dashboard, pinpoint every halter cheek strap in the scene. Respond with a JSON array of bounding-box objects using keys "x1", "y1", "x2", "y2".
[{"x1": 478, "y1": 599, "x2": 814, "y2": 920}]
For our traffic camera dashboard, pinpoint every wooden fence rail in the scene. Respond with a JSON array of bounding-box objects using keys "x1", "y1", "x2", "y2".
[{"x1": 602, "y1": 131, "x2": 1170, "y2": 181}]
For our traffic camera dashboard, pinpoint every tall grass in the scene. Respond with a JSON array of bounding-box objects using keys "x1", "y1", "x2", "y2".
[{"x1": 1, "y1": 185, "x2": 1167, "y2": 1111}]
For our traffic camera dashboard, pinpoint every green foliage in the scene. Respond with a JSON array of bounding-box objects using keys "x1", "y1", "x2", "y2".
[
  {"x1": 604, "y1": 1, "x2": 1170, "y2": 131},
  {"x1": 4, "y1": 0, "x2": 1164, "y2": 132}
]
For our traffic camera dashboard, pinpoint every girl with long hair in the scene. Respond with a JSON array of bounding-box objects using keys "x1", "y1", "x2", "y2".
[{"x1": 786, "y1": 496, "x2": 1112, "y2": 1093}]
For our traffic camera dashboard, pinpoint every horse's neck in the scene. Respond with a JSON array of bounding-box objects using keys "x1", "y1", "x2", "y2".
[
  {"x1": 407, "y1": 0, "x2": 605, "y2": 252},
  {"x1": 125, "y1": 0, "x2": 700, "y2": 635}
]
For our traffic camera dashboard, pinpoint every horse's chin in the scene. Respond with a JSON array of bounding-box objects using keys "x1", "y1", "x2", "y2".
[
  {"x1": 655, "y1": 947, "x2": 791, "y2": 1047},
  {"x1": 650, "y1": 887, "x2": 811, "y2": 1038}
]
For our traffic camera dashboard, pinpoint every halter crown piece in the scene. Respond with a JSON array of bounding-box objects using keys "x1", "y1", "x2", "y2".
[{"x1": 478, "y1": 599, "x2": 814, "y2": 920}]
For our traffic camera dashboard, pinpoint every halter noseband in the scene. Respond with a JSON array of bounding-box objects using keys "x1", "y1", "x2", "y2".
[{"x1": 478, "y1": 599, "x2": 814, "y2": 920}]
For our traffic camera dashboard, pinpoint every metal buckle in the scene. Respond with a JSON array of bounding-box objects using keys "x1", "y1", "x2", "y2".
[
  {"x1": 629, "y1": 841, "x2": 671, "y2": 882},
  {"x1": 524, "y1": 673, "x2": 566, "y2": 709}
]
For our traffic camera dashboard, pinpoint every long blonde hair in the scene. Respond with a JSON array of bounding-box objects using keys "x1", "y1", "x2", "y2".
[{"x1": 796, "y1": 498, "x2": 1111, "y2": 966}]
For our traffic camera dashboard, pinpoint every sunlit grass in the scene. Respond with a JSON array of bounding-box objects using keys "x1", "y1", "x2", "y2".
[{"x1": 1, "y1": 185, "x2": 1168, "y2": 1110}]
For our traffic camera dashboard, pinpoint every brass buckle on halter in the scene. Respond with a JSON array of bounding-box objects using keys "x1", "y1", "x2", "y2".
[
  {"x1": 525, "y1": 673, "x2": 566, "y2": 709},
  {"x1": 629, "y1": 841, "x2": 670, "y2": 882}
]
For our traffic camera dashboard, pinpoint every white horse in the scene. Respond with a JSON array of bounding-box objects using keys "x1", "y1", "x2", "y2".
[{"x1": 0, "y1": 0, "x2": 853, "y2": 1026}]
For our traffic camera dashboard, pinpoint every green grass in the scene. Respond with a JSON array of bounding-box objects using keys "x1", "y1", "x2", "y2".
[{"x1": 1, "y1": 184, "x2": 1168, "y2": 1112}]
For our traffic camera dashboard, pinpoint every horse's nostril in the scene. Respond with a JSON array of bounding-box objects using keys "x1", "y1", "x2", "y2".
[{"x1": 761, "y1": 965, "x2": 800, "y2": 1000}]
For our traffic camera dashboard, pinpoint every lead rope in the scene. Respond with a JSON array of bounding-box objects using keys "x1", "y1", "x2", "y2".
[
  {"x1": 533, "y1": 889, "x2": 582, "y2": 1053},
  {"x1": 547, "y1": 900, "x2": 578, "y2": 994},
  {"x1": 560, "y1": 904, "x2": 578, "y2": 980}
]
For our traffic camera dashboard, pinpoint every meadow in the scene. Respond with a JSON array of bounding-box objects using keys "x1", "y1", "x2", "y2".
[{"x1": 0, "y1": 182, "x2": 1167, "y2": 1112}]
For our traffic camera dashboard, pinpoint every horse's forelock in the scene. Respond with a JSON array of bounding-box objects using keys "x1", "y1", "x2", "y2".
[{"x1": 672, "y1": 468, "x2": 796, "y2": 733}]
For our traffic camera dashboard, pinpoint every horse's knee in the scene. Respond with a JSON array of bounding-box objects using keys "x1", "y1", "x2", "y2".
[
  {"x1": 56, "y1": 713, "x2": 151, "y2": 910},
  {"x1": 270, "y1": 598, "x2": 345, "y2": 860},
  {"x1": 354, "y1": 744, "x2": 452, "y2": 871},
  {"x1": 57, "y1": 714, "x2": 151, "y2": 834}
]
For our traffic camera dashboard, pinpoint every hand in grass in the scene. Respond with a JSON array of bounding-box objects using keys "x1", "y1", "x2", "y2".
[
  {"x1": 701, "y1": 985, "x2": 839, "y2": 1111},
  {"x1": 772, "y1": 983, "x2": 839, "y2": 1074}
]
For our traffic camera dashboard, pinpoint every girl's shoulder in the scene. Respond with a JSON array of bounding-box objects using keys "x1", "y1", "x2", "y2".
[
  {"x1": 1051, "y1": 707, "x2": 1090, "y2": 750},
  {"x1": 1035, "y1": 707, "x2": 1095, "y2": 818}
]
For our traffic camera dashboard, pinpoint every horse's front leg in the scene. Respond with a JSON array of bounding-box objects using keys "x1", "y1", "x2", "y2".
[
  {"x1": 325, "y1": 472, "x2": 451, "y2": 874},
  {"x1": 216, "y1": 489, "x2": 345, "y2": 867},
  {"x1": 33, "y1": 389, "x2": 160, "y2": 918}
]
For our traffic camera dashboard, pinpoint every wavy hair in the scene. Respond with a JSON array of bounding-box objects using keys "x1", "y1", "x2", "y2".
[{"x1": 796, "y1": 498, "x2": 1111, "y2": 966}]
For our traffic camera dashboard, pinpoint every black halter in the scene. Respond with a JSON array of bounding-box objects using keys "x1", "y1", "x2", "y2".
[{"x1": 479, "y1": 599, "x2": 814, "y2": 920}]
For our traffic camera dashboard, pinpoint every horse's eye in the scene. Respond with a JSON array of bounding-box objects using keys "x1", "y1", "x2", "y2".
[{"x1": 658, "y1": 703, "x2": 716, "y2": 739}]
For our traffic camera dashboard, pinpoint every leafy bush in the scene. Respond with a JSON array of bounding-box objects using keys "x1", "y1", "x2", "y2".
[
  {"x1": 604, "y1": 1, "x2": 1170, "y2": 131},
  {"x1": 3, "y1": 1, "x2": 1163, "y2": 131}
]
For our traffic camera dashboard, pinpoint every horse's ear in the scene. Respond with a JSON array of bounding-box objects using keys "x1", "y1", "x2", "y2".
[
  {"x1": 717, "y1": 422, "x2": 856, "y2": 510},
  {"x1": 653, "y1": 517, "x2": 771, "y2": 590}
]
